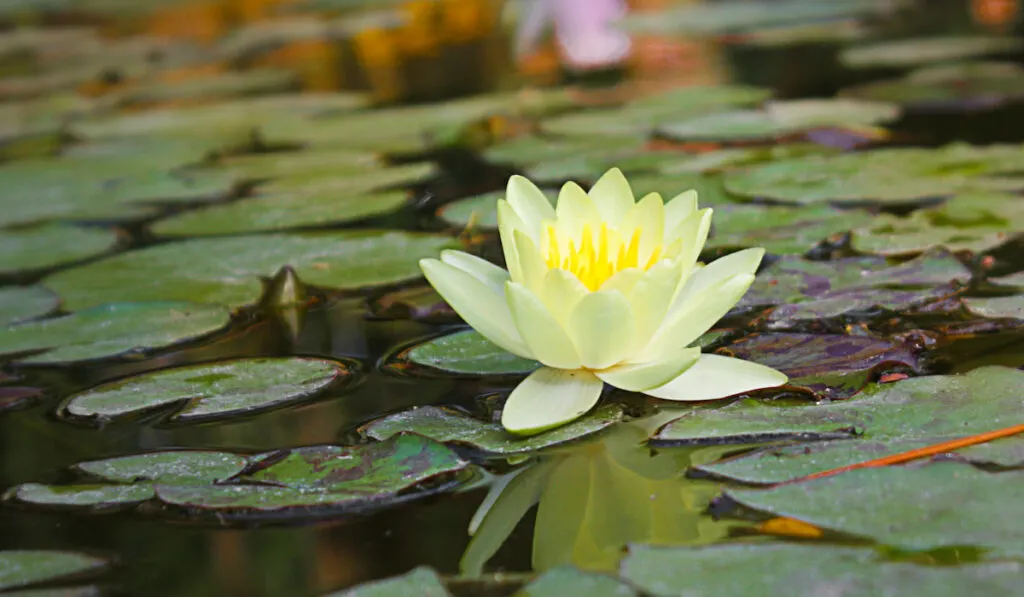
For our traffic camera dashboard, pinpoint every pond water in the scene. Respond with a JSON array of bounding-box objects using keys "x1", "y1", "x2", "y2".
[{"x1": 2, "y1": 1, "x2": 1024, "y2": 596}]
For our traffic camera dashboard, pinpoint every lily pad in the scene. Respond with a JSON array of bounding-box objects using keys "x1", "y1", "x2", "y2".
[
  {"x1": 0, "y1": 286, "x2": 59, "y2": 324},
  {"x1": 61, "y1": 357, "x2": 351, "y2": 425},
  {"x1": 0, "y1": 224, "x2": 119, "y2": 275},
  {"x1": 437, "y1": 189, "x2": 558, "y2": 229},
  {"x1": 0, "y1": 551, "x2": 108, "y2": 592},
  {"x1": 722, "y1": 333, "x2": 920, "y2": 399},
  {"x1": 517, "y1": 566, "x2": 637, "y2": 597},
  {"x1": 44, "y1": 231, "x2": 457, "y2": 310},
  {"x1": 965, "y1": 296, "x2": 1024, "y2": 320},
  {"x1": 841, "y1": 61, "x2": 1024, "y2": 110},
  {"x1": 12, "y1": 483, "x2": 159, "y2": 508},
  {"x1": 0, "y1": 302, "x2": 231, "y2": 365},
  {"x1": 0, "y1": 386, "x2": 46, "y2": 415},
  {"x1": 217, "y1": 148, "x2": 383, "y2": 182},
  {"x1": 708, "y1": 204, "x2": 875, "y2": 255},
  {"x1": 840, "y1": 36, "x2": 1024, "y2": 70},
  {"x1": 394, "y1": 330, "x2": 541, "y2": 377},
  {"x1": 151, "y1": 189, "x2": 409, "y2": 237},
  {"x1": 652, "y1": 366, "x2": 1024, "y2": 445},
  {"x1": 257, "y1": 162, "x2": 437, "y2": 196},
  {"x1": 324, "y1": 567, "x2": 450, "y2": 597},
  {"x1": 725, "y1": 462, "x2": 1024, "y2": 557},
  {"x1": 621, "y1": 543, "x2": 1024, "y2": 597},
  {"x1": 852, "y1": 214, "x2": 1018, "y2": 257},
  {"x1": 115, "y1": 69, "x2": 299, "y2": 107},
  {"x1": 361, "y1": 405, "x2": 623, "y2": 457},
  {"x1": 696, "y1": 435, "x2": 1024, "y2": 485}
]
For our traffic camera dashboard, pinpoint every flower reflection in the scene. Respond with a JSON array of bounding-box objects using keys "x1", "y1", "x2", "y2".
[{"x1": 460, "y1": 419, "x2": 728, "y2": 574}]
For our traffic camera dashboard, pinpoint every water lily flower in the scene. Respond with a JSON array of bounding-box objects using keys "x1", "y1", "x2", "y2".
[
  {"x1": 513, "y1": 0, "x2": 632, "y2": 72},
  {"x1": 420, "y1": 168, "x2": 787, "y2": 435}
]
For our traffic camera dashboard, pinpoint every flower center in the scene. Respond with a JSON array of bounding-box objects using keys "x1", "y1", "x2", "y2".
[{"x1": 543, "y1": 222, "x2": 662, "y2": 291}]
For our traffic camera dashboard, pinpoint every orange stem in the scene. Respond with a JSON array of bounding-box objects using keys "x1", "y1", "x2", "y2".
[{"x1": 785, "y1": 423, "x2": 1024, "y2": 484}]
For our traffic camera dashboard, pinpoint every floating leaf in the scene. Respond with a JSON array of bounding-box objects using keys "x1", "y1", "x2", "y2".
[
  {"x1": 0, "y1": 286, "x2": 59, "y2": 324},
  {"x1": 0, "y1": 386, "x2": 45, "y2": 415},
  {"x1": 965, "y1": 296, "x2": 1024, "y2": 319},
  {"x1": 217, "y1": 148, "x2": 383, "y2": 182},
  {"x1": 0, "y1": 224, "x2": 118, "y2": 275},
  {"x1": 362, "y1": 405, "x2": 623, "y2": 456},
  {"x1": 323, "y1": 567, "x2": 450, "y2": 597},
  {"x1": 61, "y1": 357, "x2": 351, "y2": 425},
  {"x1": 0, "y1": 302, "x2": 231, "y2": 365},
  {"x1": 0, "y1": 551, "x2": 108, "y2": 592},
  {"x1": 394, "y1": 330, "x2": 540, "y2": 377},
  {"x1": 652, "y1": 366, "x2": 1024, "y2": 445},
  {"x1": 12, "y1": 483, "x2": 157, "y2": 508},
  {"x1": 115, "y1": 69, "x2": 298, "y2": 107},
  {"x1": 517, "y1": 566, "x2": 636, "y2": 597},
  {"x1": 840, "y1": 36, "x2": 1024, "y2": 69},
  {"x1": 76, "y1": 451, "x2": 249, "y2": 484},
  {"x1": 708, "y1": 204, "x2": 875, "y2": 255},
  {"x1": 726, "y1": 462, "x2": 1024, "y2": 557},
  {"x1": 841, "y1": 61, "x2": 1024, "y2": 111},
  {"x1": 852, "y1": 214, "x2": 1018, "y2": 257},
  {"x1": 723, "y1": 333, "x2": 920, "y2": 399},
  {"x1": 621, "y1": 543, "x2": 1024, "y2": 597},
  {"x1": 44, "y1": 231, "x2": 457, "y2": 310},
  {"x1": 257, "y1": 163, "x2": 437, "y2": 196},
  {"x1": 438, "y1": 190, "x2": 557, "y2": 229}
]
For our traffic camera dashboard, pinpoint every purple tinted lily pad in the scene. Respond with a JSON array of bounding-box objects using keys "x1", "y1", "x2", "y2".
[
  {"x1": 707, "y1": 204, "x2": 875, "y2": 255},
  {"x1": 368, "y1": 286, "x2": 457, "y2": 323},
  {"x1": 721, "y1": 333, "x2": 921, "y2": 399},
  {"x1": 0, "y1": 386, "x2": 45, "y2": 415}
]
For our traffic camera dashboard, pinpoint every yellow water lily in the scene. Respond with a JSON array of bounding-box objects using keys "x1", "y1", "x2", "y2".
[{"x1": 420, "y1": 168, "x2": 787, "y2": 435}]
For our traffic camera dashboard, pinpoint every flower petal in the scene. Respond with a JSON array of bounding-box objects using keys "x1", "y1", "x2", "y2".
[
  {"x1": 541, "y1": 268, "x2": 589, "y2": 324},
  {"x1": 497, "y1": 199, "x2": 527, "y2": 282},
  {"x1": 506, "y1": 281, "x2": 581, "y2": 369},
  {"x1": 621, "y1": 192, "x2": 665, "y2": 264},
  {"x1": 667, "y1": 247, "x2": 764, "y2": 315},
  {"x1": 630, "y1": 259, "x2": 686, "y2": 350},
  {"x1": 501, "y1": 367, "x2": 604, "y2": 435},
  {"x1": 640, "y1": 273, "x2": 755, "y2": 361},
  {"x1": 506, "y1": 175, "x2": 556, "y2": 240},
  {"x1": 663, "y1": 189, "x2": 698, "y2": 237},
  {"x1": 644, "y1": 354, "x2": 788, "y2": 401},
  {"x1": 596, "y1": 347, "x2": 700, "y2": 392},
  {"x1": 567, "y1": 290, "x2": 635, "y2": 369},
  {"x1": 513, "y1": 228, "x2": 548, "y2": 293},
  {"x1": 440, "y1": 250, "x2": 508, "y2": 292},
  {"x1": 556, "y1": 181, "x2": 602, "y2": 234},
  {"x1": 588, "y1": 167, "x2": 635, "y2": 222},
  {"x1": 599, "y1": 266, "x2": 644, "y2": 298},
  {"x1": 421, "y1": 259, "x2": 530, "y2": 357},
  {"x1": 665, "y1": 207, "x2": 712, "y2": 268}
]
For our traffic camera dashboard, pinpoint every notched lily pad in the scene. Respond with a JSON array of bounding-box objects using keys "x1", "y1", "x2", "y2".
[
  {"x1": 0, "y1": 550, "x2": 109, "y2": 592},
  {"x1": 61, "y1": 357, "x2": 352, "y2": 425},
  {"x1": 386, "y1": 330, "x2": 540, "y2": 378},
  {"x1": 361, "y1": 405, "x2": 623, "y2": 457},
  {"x1": 0, "y1": 302, "x2": 231, "y2": 365},
  {"x1": 725, "y1": 462, "x2": 1024, "y2": 558},
  {"x1": 0, "y1": 286, "x2": 59, "y2": 324},
  {"x1": 652, "y1": 366, "x2": 1024, "y2": 446},
  {"x1": 0, "y1": 224, "x2": 119, "y2": 276}
]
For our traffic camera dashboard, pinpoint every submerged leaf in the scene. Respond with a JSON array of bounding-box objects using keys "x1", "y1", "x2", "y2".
[{"x1": 0, "y1": 550, "x2": 108, "y2": 591}]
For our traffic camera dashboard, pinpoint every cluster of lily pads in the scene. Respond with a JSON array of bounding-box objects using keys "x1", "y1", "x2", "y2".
[{"x1": 2, "y1": 2, "x2": 1024, "y2": 595}]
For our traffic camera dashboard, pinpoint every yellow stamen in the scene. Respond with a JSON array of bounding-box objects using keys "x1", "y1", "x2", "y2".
[{"x1": 542, "y1": 222, "x2": 664, "y2": 291}]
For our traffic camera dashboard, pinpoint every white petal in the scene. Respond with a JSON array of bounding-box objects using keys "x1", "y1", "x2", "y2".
[
  {"x1": 644, "y1": 354, "x2": 788, "y2": 401},
  {"x1": 513, "y1": 228, "x2": 548, "y2": 293},
  {"x1": 665, "y1": 208, "x2": 712, "y2": 269},
  {"x1": 667, "y1": 247, "x2": 764, "y2": 315},
  {"x1": 588, "y1": 167, "x2": 635, "y2": 223},
  {"x1": 421, "y1": 259, "x2": 530, "y2": 357},
  {"x1": 567, "y1": 290, "x2": 634, "y2": 369},
  {"x1": 501, "y1": 367, "x2": 604, "y2": 435},
  {"x1": 497, "y1": 199, "x2": 527, "y2": 282},
  {"x1": 599, "y1": 267, "x2": 644, "y2": 297},
  {"x1": 556, "y1": 181, "x2": 602, "y2": 234},
  {"x1": 630, "y1": 259, "x2": 686, "y2": 350},
  {"x1": 663, "y1": 189, "x2": 698, "y2": 236},
  {"x1": 541, "y1": 268, "x2": 589, "y2": 324},
  {"x1": 641, "y1": 273, "x2": 754, "y2": 361},
  {"x1": 621, "y1": 192, "x2": 665, "y2": 265},
  {"x1": 506, "y1": 175, "x2": 555, "y2": 240},
  {"x1": 440, "y1": 250, "x2": 508, "y2": 293},
  {"x1": 596, "y1": 347, "x2": 700, "y2": 392},
  {"x1": 506, "y1": 282, "x2": 581, "y2": 369}
]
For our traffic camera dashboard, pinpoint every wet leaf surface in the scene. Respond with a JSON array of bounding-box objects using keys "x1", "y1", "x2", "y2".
[
  {"x1": 61, "y1": 357, "x2": 351, "y2": 424},
  {"x1": 708, "y1": 204, "x2": 875, "y2": 255},
  {"x1": 0, "y1": 302, "x2": 231, "y2": 365},
  {"x1": 726, "y1": 462, "x2": 1024, "y2": 557},
  {"x1": 395, "y1": 330, "x2": 540, "y2": 377},
  {"x1": 652, "y1": 366, "x2": 1024, "y2": 445},
  {"x1": 0, "y1": 286, "x2": 59, "y2": 324},
  {"x1": 965, "y1": 296, "x2": 1024, "y2": 319},
  {"x1": 0, "y1": 550, "x2": 108, "y2": 591},
  {"x1": 362, "y1": 405, "x2": 623, "y2": 457},
  {"x1": 323, "y1": 567, "x2": 450, "y2": 597},
  {"x1": 516, "y1": 566, "x2": 637, "y2": 597},
  {"x1": 722, "y1": 333, "x2": 921, "y2": 399},
  {"x1": 76, "y1": 451, "x2": 250, "y2": 483},
  {"x1": 44, "y1": 231, "x2": 457, "y2": 310},
  {"x1": 621, "y1": 543, "x2": 1024, "y2": 597},
  {"x1": 0, "y1": 224, "x2": 119, "y2": 276},
  {"x1": 840, "y1": 36, "x2": 1024, "y2": 69}
]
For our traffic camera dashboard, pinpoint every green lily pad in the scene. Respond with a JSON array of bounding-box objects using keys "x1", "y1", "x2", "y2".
[
  {"x1": 656, "y1": 144, "x2": 841, "y2": 175},
  {"x1": 76, "y1": 450, "x2": 250, "y2": 483},
  {"x1": 840, "y1": 36, "x2": 1024, "y2": 70},
  {"x1": 482, "y1": 136, "x2": 619, "y2": 168},
  {"x1": 517, "y1": 566, "x2": 636, "y2": 597},
  {"x1": 0, "y1": 302, "x2": 231, "y2": 365},
  {"x1": 841, "y1": 61, "x2": 1024, "y2": 110},
  {"x1": 61, "y1": 357, "x2": 351, "y2": 425},
  {"x1": 524, "y1": 150, "x2": 686, "y2": 184},
  {"x1": 626, "y1": 173, "x2": 736, "y2": 207},
  {"x1": 323, "y1": 567, "x2": 450, "y2": 597},
  {"x1": 0, "y1": 224, "x2": 118, "y2": 275},
  {"x1": 651, "y1": 366, "x2": 1023, "y2": 445},
  {"x1": 217, "y1": 148, "x2": 384, "y2": 182},
  {"x1": 965, "y1": 296, "x2": 1024, "y2": 319},
  {"x1": 0, "y1": 551, "x2": 108, "y2": 592},
  {"x1": 726, "y1": 462, "x2": 1024, "y2": 557},
  {"x1": 44, "y1": 231, "x2": 457, "y2": 310},
  {"x1": 658, "y1": 99, "x2": 899, "y2": 143},
  {"x1": 362, "y1": 405, "x2": 623, "y2": 457},
  {"x1": 11, "y1": 483, "x2": 158, "y2": 508},
  {"x1": 394, "y1": 329, "x2": 541, "y2": 376},
  {"x1": 708, "y1": 204, "x2": 875, "y2": 255},
  {"x1": 115, "y1": 69, "x2": 298, "y2": 107},
  {"x1": 851, "y1": 214, "x2": 1018, "y2": 257},
  {"x1": 621, "y1": 543, "x2": 1024, "y2": 597},
  {"x1": 696, "y1": 435, "x2": 1024, "y2": 485},
  {"x1": 0, "y1": 286, "x2": 59, "y2": 324},
  {"x1": 152, "y1": 189, "x2": 408, "y2": 237},
  {"x1": 257, "y1": 162, "x2": 437, "y2": 196}
]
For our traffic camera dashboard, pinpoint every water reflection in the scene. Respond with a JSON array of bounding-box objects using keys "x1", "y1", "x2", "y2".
[{"x1": 462, "y1": 416, "x2": 731, "y2": 575}]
